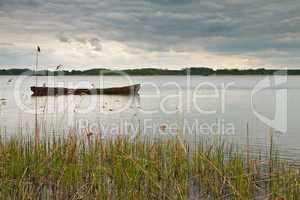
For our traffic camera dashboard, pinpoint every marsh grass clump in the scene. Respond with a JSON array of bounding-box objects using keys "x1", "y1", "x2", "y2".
[{"x1": 0, "y1": 134, "x2": 299, "y2": 199}]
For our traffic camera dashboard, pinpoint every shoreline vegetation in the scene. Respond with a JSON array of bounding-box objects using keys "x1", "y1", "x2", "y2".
[
  {"x1": 1, "y1": 67, "x2": 300, "y2": 76},
  {"x1": 0, "y1": 133, "x2": 299, "y2": 199}
]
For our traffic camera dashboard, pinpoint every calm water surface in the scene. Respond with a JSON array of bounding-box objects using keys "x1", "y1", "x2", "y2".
[{"x1": 0, "y1": 75, "x2": 300, "y2": 159}]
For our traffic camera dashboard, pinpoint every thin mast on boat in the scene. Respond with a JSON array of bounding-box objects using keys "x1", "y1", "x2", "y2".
[{"x1": 35, "y1": 46, "x2": 41, "y2": 145}]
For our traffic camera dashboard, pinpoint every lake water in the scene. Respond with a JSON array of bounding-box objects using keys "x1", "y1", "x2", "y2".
[{"x1": 0, "y1": 75, "x2": 300, "y2": 159}]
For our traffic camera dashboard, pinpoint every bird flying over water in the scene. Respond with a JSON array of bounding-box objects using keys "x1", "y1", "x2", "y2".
[{"x1": 56, "y1": 64, "x2": 63, "y2": 70}]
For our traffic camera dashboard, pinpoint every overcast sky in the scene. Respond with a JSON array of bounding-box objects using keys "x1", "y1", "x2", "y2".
[{"x1": 0, "y1": 0, "x2": 299, "y2": 69}]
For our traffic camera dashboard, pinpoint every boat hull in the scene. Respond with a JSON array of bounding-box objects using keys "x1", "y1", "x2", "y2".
[{"x1": 31, "y1": 84, "x2": 140, "y2": 96}]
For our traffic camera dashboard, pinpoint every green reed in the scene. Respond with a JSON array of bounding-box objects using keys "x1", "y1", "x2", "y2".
[{"x1": 0, "y1": 133, "x2": 299, "y2": 199}]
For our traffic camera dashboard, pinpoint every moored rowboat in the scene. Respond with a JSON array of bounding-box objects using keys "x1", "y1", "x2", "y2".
[{"x1": 31, "y1": 84, "x2": 140, "y2": 96}]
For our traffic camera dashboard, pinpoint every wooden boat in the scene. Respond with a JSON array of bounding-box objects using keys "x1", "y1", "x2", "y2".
[{"x1": 31, "y1": 84, "x2": 140, "y2": 96}]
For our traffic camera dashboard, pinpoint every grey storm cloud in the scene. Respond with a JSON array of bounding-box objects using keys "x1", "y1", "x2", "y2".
[
  {"x1": 0, "y1": 0, "x2": 299, "y2": 67},
  {"x1": 145, "y1": 0, "x2": 193, "y2": 6},
  {"x1": 0, "y1": 0, "x2": 41, "y2": 7}
]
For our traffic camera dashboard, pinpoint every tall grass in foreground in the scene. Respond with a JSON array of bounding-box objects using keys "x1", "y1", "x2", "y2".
[{"x1": 0, "y1": 134, "x2": 299, "y2": 199}]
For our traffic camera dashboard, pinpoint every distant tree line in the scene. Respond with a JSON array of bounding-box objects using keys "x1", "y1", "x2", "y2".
[{"x1": 0, "y1": 67, "x2": 299, "y2": 76}]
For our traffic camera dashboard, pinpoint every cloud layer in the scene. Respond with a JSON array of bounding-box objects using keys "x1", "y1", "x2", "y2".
[{"x1": 0, "y1": 0, "x2": 299, "y2": 69}]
